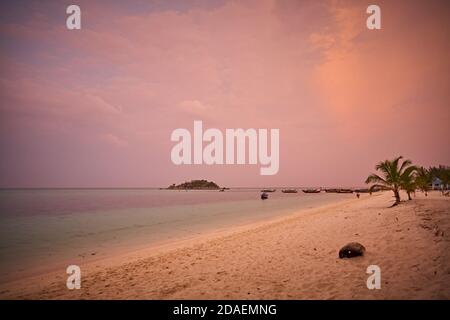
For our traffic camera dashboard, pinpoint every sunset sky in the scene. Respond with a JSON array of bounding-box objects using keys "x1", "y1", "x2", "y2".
[{"x1": 0, "y1": 0, "x2": 449, "y2": 188}]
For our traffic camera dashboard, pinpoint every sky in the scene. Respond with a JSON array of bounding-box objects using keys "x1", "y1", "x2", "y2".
[{"x1": 0, "y1": 0, "x2": 449, "y2": 188}]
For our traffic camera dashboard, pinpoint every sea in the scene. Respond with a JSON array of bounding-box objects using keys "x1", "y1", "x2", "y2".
[{"x1": 0, "y1": 188, "x2": 353, "y2": 283}]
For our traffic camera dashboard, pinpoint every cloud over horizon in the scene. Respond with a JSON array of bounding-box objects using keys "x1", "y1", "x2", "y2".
[{"x1": 0, "y1": 0, "x2": 449, "y2": 187}]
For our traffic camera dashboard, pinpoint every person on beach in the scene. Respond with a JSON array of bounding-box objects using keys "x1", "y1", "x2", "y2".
[{"x1": 356, "y1": 193, "x2": 360, "y2": 199}]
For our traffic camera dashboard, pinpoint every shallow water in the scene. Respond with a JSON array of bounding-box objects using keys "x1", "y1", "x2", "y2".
[{"x1": 0, "y1": 189, "x2": 353, "y2": 282}]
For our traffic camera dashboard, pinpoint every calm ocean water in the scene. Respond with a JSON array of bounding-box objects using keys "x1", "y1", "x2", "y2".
[{"x1": 0, "y1": 189, "x2": 353, "y2": 283}]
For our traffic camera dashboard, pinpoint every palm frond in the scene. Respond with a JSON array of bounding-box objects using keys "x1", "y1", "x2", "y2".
[
  {"x1": 369, "y1": 184, "x2": 391, "y2": 192},
  {"x1": 399, "y1": 158, "x2": 413, "y2": 174},
  {"x1": 365, "y1": 174, "x2": 387, "y2": 185}
]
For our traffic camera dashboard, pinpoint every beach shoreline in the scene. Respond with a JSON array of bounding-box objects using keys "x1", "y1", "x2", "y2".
[
  {"x1": 1, "y1": 191, "x2": 449, "y2": 299},
  {"x1": 0, "y1": 189, "x2": 355, "y2": 284},
  {"x1": 0, "y1": 194, "x2": 359, "y2": 292}
]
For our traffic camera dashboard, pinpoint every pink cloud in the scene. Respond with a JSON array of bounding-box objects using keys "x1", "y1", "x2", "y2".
[{"x1": 0, "y1": 0, "x2": 449, "y2": 187}]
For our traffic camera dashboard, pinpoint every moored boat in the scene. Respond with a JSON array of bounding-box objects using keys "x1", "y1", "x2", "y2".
[
  {"x1": 281, "y1": 189, "x2": 298, "y2": 193},
  {"x1": 337, "y1": 188, "x2": 353, "y2": 193},
  {"x1": 302, "y1": 189, "x2": 321, "y2": 193}
]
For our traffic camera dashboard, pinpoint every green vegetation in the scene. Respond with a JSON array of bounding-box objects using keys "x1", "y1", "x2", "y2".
[
  {"x1": 167, "y1": 179, "x2": 220, "y2": 190},
  {"x1": 429, "y1": 165, "x2": 450, "y2": 194},
  {"x1": 365, "y1": 156, "x2": 450, "y2": 205},
  {"x1": 415, "y1": 167, "x2": 431, "y2": 196},
  {"x1": 365, "y1": 156, "x2": 415, "y2": 204}
]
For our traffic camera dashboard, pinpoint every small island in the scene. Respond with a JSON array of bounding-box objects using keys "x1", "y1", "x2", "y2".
[{"x1": 167, "y1": 179, "x2": 221, "y2": 190}]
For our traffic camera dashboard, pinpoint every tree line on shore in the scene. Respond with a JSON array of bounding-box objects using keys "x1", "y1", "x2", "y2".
[
  {"x1": 167, "y1": 179, "x2": 220, "y2": 190},
  {"x1": 365, "y1": 156, "x2": 450, "y2": 205}
]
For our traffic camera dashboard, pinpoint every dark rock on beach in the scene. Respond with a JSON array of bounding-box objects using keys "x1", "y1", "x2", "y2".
[{"x1": 339, "y1": 242, "x2": 366, "y2": 258}]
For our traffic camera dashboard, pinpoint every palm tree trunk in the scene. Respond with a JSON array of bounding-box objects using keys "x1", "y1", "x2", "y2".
[
  {"x1": 393, "y1": 188, "x2": 401, "y2": 203},
  {"x1": 407, "y1": 192, "x2": 412, "y2": 200}
]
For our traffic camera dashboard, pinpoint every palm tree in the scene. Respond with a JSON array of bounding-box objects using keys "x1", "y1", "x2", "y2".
[
  {"x1": 415, "y1": 167, "x2": 431, "y2": 196},
  {"x1": 365, "y1": 156, "x2": 415, "y2": 205},
  {"x1": 400, "y1": 165, "x2": 418, "y2": 200}
]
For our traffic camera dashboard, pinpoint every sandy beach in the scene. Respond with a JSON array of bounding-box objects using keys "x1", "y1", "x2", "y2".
[{"x1": 1, "y1": 191, "x2": 449, "y2": 299}]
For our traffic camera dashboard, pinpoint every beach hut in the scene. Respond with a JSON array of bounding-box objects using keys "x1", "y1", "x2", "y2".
[{"x1": 429, "y1": 177, "x2": 449, "y2": 190}]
